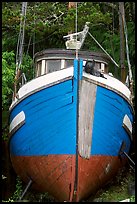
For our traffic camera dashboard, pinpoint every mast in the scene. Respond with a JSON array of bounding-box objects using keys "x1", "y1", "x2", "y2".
[
  {"x1": 16, "y1": 2, "x2": 27, "y2": 72},
  {"x1": 68, "y1": 2, "x2": 76, "y2": 35},
  {"x1": 14, "y1": 2, "x2": 27, "y2": 97},
  {"x1": 119, "y1": 2, "x2": 133, "y2": 98},
  {"x1": 119, "y1": 2, "x2": 126, "y2": 83},
  {"x1": 67, "y1": 2, "x2": 78, "y2": 201}
]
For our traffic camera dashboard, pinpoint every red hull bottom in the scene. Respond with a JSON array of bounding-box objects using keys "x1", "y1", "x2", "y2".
[{"x1": 10, "y1": 154, "x2": 126, "y2": 201}]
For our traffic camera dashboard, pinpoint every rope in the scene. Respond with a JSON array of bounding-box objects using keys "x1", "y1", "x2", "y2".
[
  {"x1": 33, "y1": 2, "x2": 36, "y2": 78},
  {"x1": 121, "y1": 13, "x2": 133, "y2": 83},
  {"x1": 26, "y1": 35, "x2": 32, "y2": 56},
  {"x1": 88, "y1": 31, "x2": 119, "y2": 68}
]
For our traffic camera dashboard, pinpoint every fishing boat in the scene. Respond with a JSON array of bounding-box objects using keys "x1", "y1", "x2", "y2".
[{"x1": 8, "y1": 2, "x2": 134, "y2": 202}]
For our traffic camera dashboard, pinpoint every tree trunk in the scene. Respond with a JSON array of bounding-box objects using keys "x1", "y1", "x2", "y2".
[{"x1": 119, "y1": 2, "x2": 126, "y2": 83}]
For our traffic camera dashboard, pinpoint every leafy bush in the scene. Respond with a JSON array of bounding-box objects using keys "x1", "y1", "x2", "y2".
[{"x1": 2, "y1": 51, "x2": 15, "y2": 109}]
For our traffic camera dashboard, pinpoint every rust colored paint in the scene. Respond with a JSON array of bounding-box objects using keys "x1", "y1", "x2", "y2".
[
  {"x1": 10, "y1": 154, "x2": 127, "y2": 202},
  {"x1": 10, "y1": 155, "x2": 75, "y2": 201},
  {"x1": 76, "y1": 155, "x2": 126, "y2": 201}
]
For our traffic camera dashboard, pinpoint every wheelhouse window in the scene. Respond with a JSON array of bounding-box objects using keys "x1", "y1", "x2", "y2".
[
  {"x1": 35, "y1": 59, "x2": 74, "y2": 77},
  {"x1": 65, "y1": 59, "x2": 74, "y2": 68},
  {"x1": 46, "y1": 60, "x2": 61, "y2": 73}
]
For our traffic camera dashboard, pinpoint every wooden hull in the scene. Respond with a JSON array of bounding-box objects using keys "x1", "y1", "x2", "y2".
[
  {"x1": 9, "y1": 59, "x2": 134, "y2": 201},
  {"x1": 10, "y1": 154, "x2": 126, "y2": 201}
]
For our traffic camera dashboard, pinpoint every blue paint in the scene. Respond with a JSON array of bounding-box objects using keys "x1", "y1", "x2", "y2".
[
  {"x1": 10, "y1": 80, "x2": 73, "y2": 121},
  {"x1": 91, "y1": 86, "x2": 133, "y2": 156},
  {"x1": 74, "y1": 59, "x2": 83, "y2": 80},
  {"x1": 10, "y1": 60, "x2": 82, "y2": 156},
  {"x1": 9, "y1": 61, "x2": 134, "y2": 157},
  {"x1": 79, "y1": 59, "x2": 83, "y2": 80},
  {"x1": 10, "y1": 78, "x2": 77, "y2": 155}
]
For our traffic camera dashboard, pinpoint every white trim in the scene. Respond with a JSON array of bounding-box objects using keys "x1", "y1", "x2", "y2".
[
  {"x1": 10, "y1": 67, "x2": 73, "y2": 110},
  {"x1": 123, "y1": 114, "x2": 132, "y2": 139},
  {"x1": 10, "y1": 67, "x2": 132, "y2": 110},
  {"x1": 83, "y1": 72, "x2": 131, "y2": 101},
  {"x1": 9, "y1": 111, "x2": 25, "y2": 133},
  {"x1": 41, "y1": 60, "x2": 45, "y2": 75},
  {"x1": 61, "y1": 59, "x2": 65, "y2": 69},
  {"x1": 101, "y1": 63, "x2": 105, "y2": 72}
]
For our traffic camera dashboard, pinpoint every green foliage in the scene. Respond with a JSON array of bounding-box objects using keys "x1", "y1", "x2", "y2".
[
  {"x1": 2, "y1": 51, "x2": 33, "y2": 111},
  {"x1": 2, "y1": 51, "x2": 15, "y2": 109},
  {"x1": 92, "y1": 166, "x2": 135, "y2": 202},
  {"x1": 2, "y1": 2, "x2": 113, "y2": 53},
  {"x1": 130, "y1": 195, "x2": 135, "y2": 202},
  {"x1": 2, "y1": 2, "x2": 21, "y2": 52},
  {"x1": 2, "y1": 176, "x2": 23, "y2": 202},
  {"x1": 2, "y1": 198, "x2": 14, "y2": 202},
  {"x1": 2, "y1": 52, "x2": 32, "y2": 141},
  {"x1": 12, "y1": 176, "x2": 23, "y2": 201},
  {"x1": 21, "y1": 54, "x2": 33, "y2": 81},
  {"x1": 2, "y1": 2, "x2": 135, "y2": 76}
]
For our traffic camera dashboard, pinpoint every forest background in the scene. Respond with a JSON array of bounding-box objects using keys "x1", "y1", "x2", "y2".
[{"x1": 2, "y1": 2, "x2": 135, "y2": 201}]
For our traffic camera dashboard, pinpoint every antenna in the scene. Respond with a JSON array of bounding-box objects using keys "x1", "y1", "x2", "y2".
[{"x1": 63, "y1": 22, "x2": 89, "y2": 50}]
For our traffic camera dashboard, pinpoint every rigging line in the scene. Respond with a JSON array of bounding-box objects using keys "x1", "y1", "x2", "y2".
[
  {"x1": 121, "y1": 12, "x2": 133, "y2": 83},
  {"x1": 75, "y1": 2, "x2": 78, "y2": 59},
  {"x1": 33, "y1": 33, "x2": 35, "y2": 78},
  {"x1": 19, "y1": 2, "x2": 27, "y2": 67},
  {"x1": 16, "y1": 5, "x2": 24, "y2": 70},
  {"x1": 111, "y1": 2, "x2": 115, "y2": 59},
  {"x1": 111, "y1": 3, "x2": 117, "y2": 77},
  {"x1": 112, "y1": 2, "x2": 115, "y2": 35},
  {"x1": 33, "y1": 3, "x2": 35, "y2": 61},
  {"x1": 23, "y1": 29, "x2": 58, "y2": 46},
  {"x1": 32, "y1": 2, "x2": 36, "y2": 78},
  {"x1": 88, "y1": 31, "x2": 119, "y2": 68},
  {"x1": 16, "y1": 2, "x2": 27, "y2": 72},
  {"x1": 26, "y1": 35, "x2": 32, "y2": 56}
]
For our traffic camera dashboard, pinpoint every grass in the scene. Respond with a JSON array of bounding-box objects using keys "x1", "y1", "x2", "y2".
[{"x1": 87, "y1": 164, "x2": 135, "y2": 202}]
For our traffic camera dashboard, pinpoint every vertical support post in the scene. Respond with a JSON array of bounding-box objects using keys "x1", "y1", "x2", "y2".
[
  {"x1": 17, "y1": 179, "x2": 33, "y2": 201},
  {"x1": 68, "y1": 2, "x2": 76, "y2": 35},
  {"x1": 123, "y1": 151, "x2": 135, "y2": 166},
  {"x1": 73, "y1": 58, "x2": 83, "y2": 201},
  {"x1": 119, "y1": 2, "x2": 126, "y2": 83}
]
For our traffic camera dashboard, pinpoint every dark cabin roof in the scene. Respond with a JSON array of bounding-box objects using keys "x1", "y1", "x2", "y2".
[{"x1": 34, "y1": 49, "x2": 110, "y2": 64}]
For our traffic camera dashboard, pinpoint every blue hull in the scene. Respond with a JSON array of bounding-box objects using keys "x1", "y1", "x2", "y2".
[
  {"x1": 9, "y1": 79, "x2": 133, "y2": 157},
  {"x1": 10, "y1": 78, "x2": 77, "y2": 156},
  {"x1": 91, "y1": 86, "x2": 133, "y2": 156}
]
